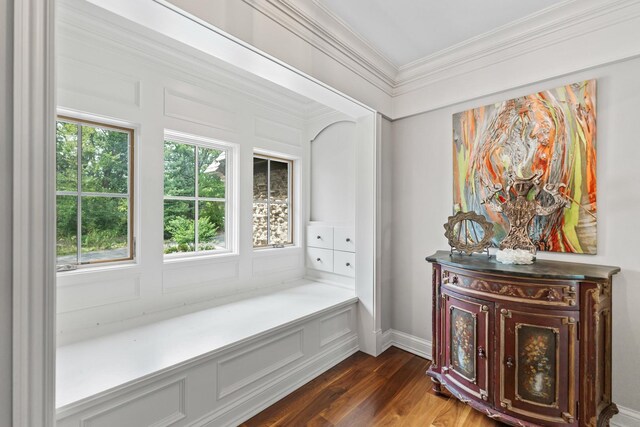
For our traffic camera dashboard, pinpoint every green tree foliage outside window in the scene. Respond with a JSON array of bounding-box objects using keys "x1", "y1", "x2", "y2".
[
  {"x1": 163, "y1": 139, "x2": 227, "y2": 255},
  {"x1": 56, "y1": 119, "x2": 133, "y2": 266}
]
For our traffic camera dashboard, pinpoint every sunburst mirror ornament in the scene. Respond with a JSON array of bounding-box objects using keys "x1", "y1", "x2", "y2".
[{"x1": 444, "y1": 211, "x2": 495, "y2": 256}]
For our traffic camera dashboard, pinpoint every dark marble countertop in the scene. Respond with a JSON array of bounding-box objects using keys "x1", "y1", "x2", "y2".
[{"x1": 426, "y1": 250, "x2": 620, "y2": 281}]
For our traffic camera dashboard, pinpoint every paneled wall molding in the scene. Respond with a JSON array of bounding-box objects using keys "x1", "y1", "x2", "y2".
[
  {"x1": 13, "y1": 0, "x2": 57, "y2": 426},
  {"x1": 57, "y1": 0, "x2": 316, "y2": 121},
  {"x1": 236, "y1": 0, "x2": 640, "y2": 118}
]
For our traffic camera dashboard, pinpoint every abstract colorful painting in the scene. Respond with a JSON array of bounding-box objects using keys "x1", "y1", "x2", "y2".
[{"x1": 452, "y1": 80, "x2": 597, "y2": 254}]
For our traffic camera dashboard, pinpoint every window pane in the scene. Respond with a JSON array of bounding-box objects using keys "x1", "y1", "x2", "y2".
[
  {"x1": 253, "y1": 157, "x2": 269, "y2": 247},
  {"x1": 269, "y1": 160, "x2": 290, "y2": 203},
  {"x1": 269, "y1": 203, "x2": 290, "y2": 245},
  {"x1": 198, "y1": 147, "x2": 225, "y2": 198},
  {"x1": 56, "y1": 121, "x2": 78, "y2": 192},
  {"x1": 56, "y1": 195, "x2": 78, "y2": 265},
  {"x1": 164, "y1": 141, "x2": 195, "y2": 197},
  {"x1": 268, "y1": 160, "x2": 290, "y2": 245},
  {"x1": 198, "y1": 201, "x2": 226, "y2": 251},
  {"x1": 81, "y1": 125, "x2": 129, "y2": 194},
  {"x1": 164, "y1": 200, "x2": 195, "y2": 254},
  {"x1": 81, "y1": 196, "x2": 129, "y2": 262}
]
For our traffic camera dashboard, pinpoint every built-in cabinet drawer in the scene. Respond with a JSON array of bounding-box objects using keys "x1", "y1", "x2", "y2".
[
  {"x1": 333, "y1": 227, "x2": 355, "y2": 253},
  {"x1": 333, "y1": 251, "x2": 355, "y2": 278},
  {"x1": 306, "y1": 225, "x2": 356, "y2": 277},
  {"x1": 307, "y1": 226, "x2": 333, "y2": 249},
  {"x1": 306, "y1": 247, "x2": 333, "y2": 272}
]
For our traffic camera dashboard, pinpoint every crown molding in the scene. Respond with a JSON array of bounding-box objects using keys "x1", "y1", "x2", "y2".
[
  {"x1": 241, "y1": 0, "x2": 397, "y2": 95},
  {"x1": 238, "y1": 0, "x2": 640, "y2": 114},
  {"x1": 394, "y1": 0, "x2": 640, "y2": 95}
]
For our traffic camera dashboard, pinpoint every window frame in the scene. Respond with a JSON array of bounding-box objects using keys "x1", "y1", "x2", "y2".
[
  {"x1": 55, "y1": 115, "x2": 136, "y2": 269},
  {"x1": 163, "y1": 130, "x2": 236, "y2": 260},
  {"x1": 252, "y1": 153, "x2": 295, "y2": 249}
]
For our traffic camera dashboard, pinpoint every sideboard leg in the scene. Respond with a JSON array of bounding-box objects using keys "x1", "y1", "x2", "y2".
[
  {"x1": 598, "y1": 403, "x2": 619, "y2": 427},
  {"x1": 431, "y1": 377, "x2": 444, "y2": 395}
]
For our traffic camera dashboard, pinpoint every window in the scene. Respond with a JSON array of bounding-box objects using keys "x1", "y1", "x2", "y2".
[
  {"x1": 253, "y1": 155, "x2": 293, "y2": 247},
  {"x1": 163, "y1": 133, "x2": 230, "y2": 256},
  {"x1": 55, "y1": 117, "x2": 134, "y2": 268}
]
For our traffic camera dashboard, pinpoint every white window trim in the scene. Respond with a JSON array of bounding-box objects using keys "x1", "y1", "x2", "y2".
[
  {"x1": 163, "y1": 130, "x2": 239, "y2": 261},
  {"x1": 55, "y1": 113, "x2": 138, "y2": 271}
]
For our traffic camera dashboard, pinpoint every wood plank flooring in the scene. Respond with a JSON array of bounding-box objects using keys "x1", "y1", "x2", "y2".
[{"x1": 241, "y1": 347, "x2": 506, "y2": 427}]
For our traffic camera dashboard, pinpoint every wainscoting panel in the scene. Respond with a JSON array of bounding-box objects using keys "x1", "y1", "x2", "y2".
[
  {"x1": 252, "y1": 252, "x2": 302, "y2": 276},
  {"x1": 217, "y1": 329, "x2": 304, "y2": 399},
  {"x1": 57, "y1": 275, "x2": 141, "y2": 313},
  {"x1": 162, "y1": 260, "x2": 239, "y2": 293},
  {"x1": 58, "y1": 55, "x2": 141, "y2": 107},
  {"x1": 254, "y1": 116, "x2": 302, "y2": 147},
  {"x1": 164, "y1": 88, "x2": 237, "y2": 132},
  {"x1": 56, "y1": 301, "x2": 358, "y2": 427},
  {"x1": 319, "y1": 307, "x2": 353, "y2": 348},
  {"x1": 79, "y1": 377, "x2": 186, "y2": 427}
]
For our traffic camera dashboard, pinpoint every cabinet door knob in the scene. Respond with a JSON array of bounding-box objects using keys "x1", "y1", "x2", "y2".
[
  {"x1": 346, "y1": 262, "x2": 351, "y2": 267},
  {"x1": 346, "y1": 238, "x2": 351, "y2": 242},
  {"x1": 316, "y1": 235, "x2": 321, "y2": 239},
  {"x1": 478, "y1": 347, "x2": 486, "y2": 359},
  {"x1": 506, "y1": 356, "x2": 514, "y2": 368},
  {"x1": 316, "y1": 258, "x2": 321, "y2": 262}
]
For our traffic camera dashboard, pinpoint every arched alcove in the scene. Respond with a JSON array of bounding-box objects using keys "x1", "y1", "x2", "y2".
[{"x1": 310, "y1": 121, "x2": 357, "y2": 224}]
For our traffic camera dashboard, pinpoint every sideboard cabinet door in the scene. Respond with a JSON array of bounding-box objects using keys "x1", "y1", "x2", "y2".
[
  {"x1": 497, "y1": 305, "x2": 579, "y2": 425},
  {"x1": 442, "y1": 292, "x2": 492, "y2": 403}
]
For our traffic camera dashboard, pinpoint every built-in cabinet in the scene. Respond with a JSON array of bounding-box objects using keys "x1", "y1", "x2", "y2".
[
  {"x1": 426, "y1": 251, "x2": 620, "y2": 427},
  {"x1": 307, "y1": 225, "x2": 355, "y2": 278}
]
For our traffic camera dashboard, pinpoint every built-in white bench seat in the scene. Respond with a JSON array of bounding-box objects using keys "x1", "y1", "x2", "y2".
[{"x1": 56, "y1": 280, "x2": 358, "y2": 426}]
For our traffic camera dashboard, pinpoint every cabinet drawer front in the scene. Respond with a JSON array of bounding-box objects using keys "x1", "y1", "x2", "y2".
[
  {"x1": 307, "y1": 226, "x2": 333, "y2": 249},
  {"x1": 442, "y1": 268, "x2": 578, "y2": 308},
  {"x1": 333, "y1": 251, "x2": 355, "y2": 277},
  {"x1": 498, "y1": 306, "x2": 578, "y2": 425},
  {"x1": 307, "y1": 248, "x2": 333, "y2": 272},
  {"x1": 442, "y1": 292, "x2": 492, "y2": 403},
  {"x1": 333, "y1": 227, "x2": 355, "y2": 252}
]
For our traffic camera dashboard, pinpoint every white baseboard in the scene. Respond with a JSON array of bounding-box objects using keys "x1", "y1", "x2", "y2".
[
  {"x1": 381, "y1": 329, "x2": 432, "y2": 360},
  {"x1": 611, "y1": 405, "x2": 640, "y2": 427}
]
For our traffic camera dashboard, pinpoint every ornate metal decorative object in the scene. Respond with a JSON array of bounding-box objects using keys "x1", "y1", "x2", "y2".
[
  {"x1": 444, "y1": 211, "x2": 495, "y2": 256},
  {"x1": 482, "y1": 171, "x2": 570, "y2": 254}
]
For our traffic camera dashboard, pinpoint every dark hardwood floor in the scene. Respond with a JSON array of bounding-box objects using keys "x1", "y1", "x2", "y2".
[{"x1": 241, "y1": 346, "x2": 505, "y2": 426}]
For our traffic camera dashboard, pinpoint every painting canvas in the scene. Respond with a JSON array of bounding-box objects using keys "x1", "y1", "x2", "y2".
[{"x1": 452, "y1": 80, "x2": 597, "y2": 254}]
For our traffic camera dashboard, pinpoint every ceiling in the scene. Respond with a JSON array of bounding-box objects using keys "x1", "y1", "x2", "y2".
[{"x1": 315, "y1": 0, "x2": 561, "y2": 67}]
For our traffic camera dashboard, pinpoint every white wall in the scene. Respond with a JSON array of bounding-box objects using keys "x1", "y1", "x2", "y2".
[
  {"x1": 55, "y1": 5, "x2": 326, "y2": 342},
  {"x1": 0, "y1": 0, "x2": 13, "y2": 423},
  {"x1": 390, "y1": 56, "x2": 640, "y2": 412},
  {"x1": 380, "y1": 117, "x2": 392, "y2": 333}
]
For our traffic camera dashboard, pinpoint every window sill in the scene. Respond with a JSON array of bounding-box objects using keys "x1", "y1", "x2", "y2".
[
  {"x1": 163, "y1": 250, "x2": 238, "y2": 265},
  {"x1": 56, "y1": 260, "x2": 139, "y2": 278},
  {"x1": 252, "y1": 245, "x2": 301, "y2": 257}
]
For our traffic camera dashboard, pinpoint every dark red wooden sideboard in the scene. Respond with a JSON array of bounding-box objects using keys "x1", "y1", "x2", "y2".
[{"x1": 426, "y1": 251, "x2": 620, "y2": 427}]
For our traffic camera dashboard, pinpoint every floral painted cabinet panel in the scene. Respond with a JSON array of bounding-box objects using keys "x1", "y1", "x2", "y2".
[
  {"x1": 442, "y1": 292, "x2": 492, "y2": 403},
  {"x1": 426, "y1": 251, "x2": 619, "y2": 427},
  {"x1": 498, "y1": 306, "x2": 579, "y2": 425}
]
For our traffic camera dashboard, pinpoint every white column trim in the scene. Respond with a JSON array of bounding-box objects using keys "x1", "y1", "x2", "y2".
[{"x1": 12, "y1": 0, "x2": 57, "y2": 425}]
